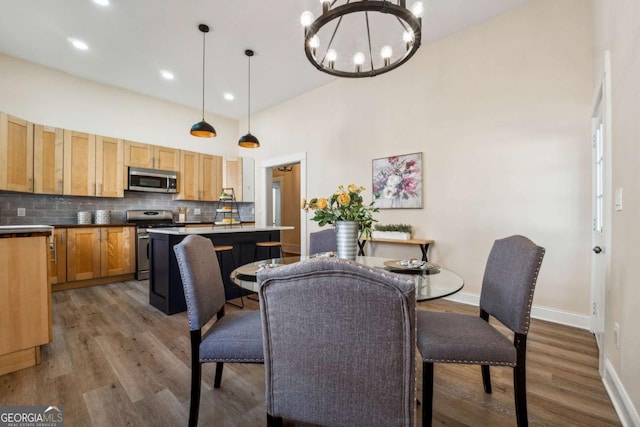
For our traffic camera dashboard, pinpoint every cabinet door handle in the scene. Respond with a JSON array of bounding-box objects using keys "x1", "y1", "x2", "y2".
[
  {"x1": 29, "y1": 178, "x2": 33, "y2": 192},
  {"x1": 50, "y1": 237, "x2": 57, "y2": 264},
  {"x1": 57, "y1": 179, "x2": 63, "y2": 194}
]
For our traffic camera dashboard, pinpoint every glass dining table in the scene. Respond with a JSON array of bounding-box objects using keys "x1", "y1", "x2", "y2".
[{"x1": 230, "y1": 256, "x2": 464, "y2": 302}]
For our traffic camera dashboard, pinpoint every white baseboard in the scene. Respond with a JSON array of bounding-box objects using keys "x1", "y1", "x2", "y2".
[
  {"x1": 444, "y1": 292, "x2": 590, "y2": 330},
  {"x1": 603, "y1": 359, "x2": 640, "y2": 426}
]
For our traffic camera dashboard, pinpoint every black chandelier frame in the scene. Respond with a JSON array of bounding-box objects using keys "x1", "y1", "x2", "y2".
[{"x1": 303, "y1": 0, "x2": 422, "y2": 78}]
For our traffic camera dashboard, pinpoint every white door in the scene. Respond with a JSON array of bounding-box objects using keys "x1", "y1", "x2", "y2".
[{"x1": 590, "y1": 52, "x2": 611, "y2": 374}]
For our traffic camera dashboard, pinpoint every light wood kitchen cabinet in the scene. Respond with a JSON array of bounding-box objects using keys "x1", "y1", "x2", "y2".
[
  {"x1": 0, "y1": 233, "x2": 52, "y2": 376},
  {"x1": 96, "y1": 135, "x2": 124, "y2": 197},
  {"x1": 0, "y1": 113, "x2": 34, "y2": 192},
  {"x1": 154, "y1": 145, "x2": 180, "y2": 171},
  {"x1": 66, "y1": 226, "x2": 135, "y2": 282},
  {"x1": 100, "y1": 226, "x2": 135, "y2": 276},
  {"x1": 63, "y1": 130, "x2": 96, "y2": 196},
  {"x1": 175, "y1": 150, "x2": 222, "y2": 201},
  {"x1": 124, "y1": 140, "x2": 179, "y2": 171},
  {"x1": 50, "y1": 228, "x2": 67, "y2": 284},
  {"x1": 64, "y1": 132, "x2": 123, "y2": 197},
  {"x1": 200, "y1": 154, "x2": 223, "y2": 201},
  {"x1": 66, "y1": 227, "x2": 101, "y2": 281},
  {"x1": 223, "y1": 157, "x2": 243, "y2": 201},
  {"x1": 34, "y1": 124, "x2": 64, "y2": 194},
  {"x1": 175, "y1": 150, "x2": 199, "y2": 200},
  {"x1": 124, "y1": 140, "x2": 153, "y2": 169}
]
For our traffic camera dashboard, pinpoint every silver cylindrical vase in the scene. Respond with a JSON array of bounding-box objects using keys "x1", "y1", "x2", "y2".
[{"x1": 335, "y1": 221, "x2": 359, "y2": 260}]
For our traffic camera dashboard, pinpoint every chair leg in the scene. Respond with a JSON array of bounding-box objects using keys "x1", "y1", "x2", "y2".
[
  {"x1": 482, "y1": 364, "x2": 492, "y2": 393},
  {"x1": 189, "y1": 331, "x2": 202, "y2": 427},
  {"x1": 422, "y1": 361, "x2": 434, "y2": 427},
  {"x1": 226, "y1": 296, "x2": 244, "y2": 309},
  {"x1": 514, "y1": 333, "x2": 529, "y2": 426},
  {"x1": 267, "y1": 414, "x2": 283, "y2": 427},
  {"x1": 214, "y1": 362, "x2": 224, "y2": 389}
]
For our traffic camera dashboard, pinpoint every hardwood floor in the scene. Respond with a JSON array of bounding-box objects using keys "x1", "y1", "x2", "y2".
[{"x1": 0, "y1": 280, "x2": 620, "y2": 426}]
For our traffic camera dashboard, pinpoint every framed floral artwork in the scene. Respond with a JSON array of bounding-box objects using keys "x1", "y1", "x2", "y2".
[{"x1": 372, "y1": 152, "x2": 422, "y2": 209}]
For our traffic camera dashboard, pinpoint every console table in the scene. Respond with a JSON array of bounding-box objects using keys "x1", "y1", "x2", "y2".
[{"x1": 357, "y1": 238, "x2": 434, "y2": 262}]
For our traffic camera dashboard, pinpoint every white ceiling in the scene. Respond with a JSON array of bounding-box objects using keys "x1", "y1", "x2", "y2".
[{"x1": 0, "y1": 0, "x2": 527, "y2": 120}]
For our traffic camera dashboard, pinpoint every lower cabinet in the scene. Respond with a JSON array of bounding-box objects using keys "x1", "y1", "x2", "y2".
[
  {"x1": 50, "y1": 228, "x2": 67, "y2": 284},
  {"x1": 0, "y1": 234, "x2": 51, "y2": 376},
  {"x1": 56, "y1": 226, "x2": 135, "y2": 288}
]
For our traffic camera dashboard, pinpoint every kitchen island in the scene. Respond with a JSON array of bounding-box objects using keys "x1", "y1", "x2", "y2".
[
  {"x1": 0, "y1": 225, "x2": 53, "y2": 375},
  {"x1": 147, "y1": 226, "x2": 294, "y2": 314}
]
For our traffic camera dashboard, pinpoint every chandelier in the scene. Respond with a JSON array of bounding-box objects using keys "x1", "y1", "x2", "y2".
[{"x1": 300, "y1": 0, "x2": 423, "y2": 78}]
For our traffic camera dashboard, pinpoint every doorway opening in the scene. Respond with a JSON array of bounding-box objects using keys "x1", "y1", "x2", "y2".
[{"x1": 259, "y1": 152, "x2": 307, "y2": 256}]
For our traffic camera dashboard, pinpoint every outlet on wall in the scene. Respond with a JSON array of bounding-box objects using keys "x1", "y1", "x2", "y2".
[
  {"x1": 194, "y1": 208, "x2": 201, "y2": 215},
  {"x1": 614, "y1": 323, "x2": 620, "y2": 349},
  {"x1": 17, "y1": 208, "x2": 26, "y2": 217}
]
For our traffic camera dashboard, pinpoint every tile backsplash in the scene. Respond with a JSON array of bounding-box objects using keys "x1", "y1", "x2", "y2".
[{"x1": 0, "y1": 191, "x2": 255, "y2": 225}]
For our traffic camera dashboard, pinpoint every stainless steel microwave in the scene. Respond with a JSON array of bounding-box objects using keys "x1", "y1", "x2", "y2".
[{"x1": 127, "y1": 167, "x2": 178, "y2": 193}]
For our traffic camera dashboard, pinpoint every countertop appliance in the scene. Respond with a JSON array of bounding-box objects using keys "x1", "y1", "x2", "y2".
[
  {"x1": 127, "y1": 167, "x2": 178, "y2": 193},
  {"x1": 126, "y1": 210, "x2": 179, "y2": 280}
]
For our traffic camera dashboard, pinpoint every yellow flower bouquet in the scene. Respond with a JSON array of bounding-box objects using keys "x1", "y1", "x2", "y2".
[{"x1": 301, "y1": 184, "x2": 379, "y2": 238}]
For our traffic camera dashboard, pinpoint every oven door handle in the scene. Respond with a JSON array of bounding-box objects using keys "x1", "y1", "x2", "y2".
[{"x1": 138, "y1": 235, "x2": 150, "y2": 240}]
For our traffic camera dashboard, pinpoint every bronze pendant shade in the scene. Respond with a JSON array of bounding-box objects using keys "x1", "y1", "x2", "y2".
[
  {"x1": 191, "y1": 24, "x2": 216, "y2": 138},
  {"x1": 238, "y1": 49, "x2": 259, "y2": 148}
]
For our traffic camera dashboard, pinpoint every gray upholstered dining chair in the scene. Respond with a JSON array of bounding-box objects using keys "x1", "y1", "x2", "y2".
[
  {"x1": 257, "y1": 257, "x2": 416, "y2": 427},
  {"x1": 417, "y1": 235, "x2": 545, "y2": 427},
  {"x1": 308, "y1": 228, "x2": 337, "y2": 254},
  {"x1": 173, "y1": 235, "x2": 264, "y2": 427}
]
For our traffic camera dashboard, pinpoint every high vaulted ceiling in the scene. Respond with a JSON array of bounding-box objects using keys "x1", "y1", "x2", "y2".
[{"x1": 0, "y1": 0, "x2": 527, "y2": 120}]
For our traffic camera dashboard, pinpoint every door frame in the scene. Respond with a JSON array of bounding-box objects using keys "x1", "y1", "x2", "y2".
[{"x1": 259, "y1": 152, "x2": 307, "y2": 255}]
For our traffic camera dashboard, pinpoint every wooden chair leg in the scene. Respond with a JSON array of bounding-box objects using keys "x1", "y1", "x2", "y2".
[
  {"x1": 422, "y1": 361, "x2": 434, "y2": 427},
  {"x1": 267, "y1": 414, "x2": 283, "y2": 427},
  {"x1": 482, "y1": 365, "x2": 492, "y2": 393},
  {"x1": 214, "y1": 362, "x2": 224, "y2": 389}
]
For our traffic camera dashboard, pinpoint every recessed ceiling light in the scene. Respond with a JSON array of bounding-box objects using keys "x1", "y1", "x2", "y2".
[
  {"x1": 160, "y1": 70, "x2": 174, "y2": 80},
  {"x1": 68, "y1": 38, "x2": 89, "y2": 51},
  {"x1": 224, "y1": 93, "x2": 234, "y2": 101},
  {"x1": 93, "y1": 0, "x2": 109, "y2": 6}
]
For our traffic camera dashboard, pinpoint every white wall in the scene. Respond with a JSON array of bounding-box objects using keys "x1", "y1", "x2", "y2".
[
  {"x1": 593, "y1": 0, "x2": 640, "y2": 423},
  {"x1": 0, "y1": 54, "x2": 240, "y2": 157},
  {"x1": 247, "y1": 0, "x2": 593, "y2": 319}
]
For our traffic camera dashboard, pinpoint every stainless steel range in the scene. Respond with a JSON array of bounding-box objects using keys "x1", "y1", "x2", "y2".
[{"x1": 126, "y1": 210, "x2": 177, "y2": 280}]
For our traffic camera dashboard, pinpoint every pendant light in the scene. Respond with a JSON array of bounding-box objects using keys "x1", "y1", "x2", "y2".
[
  {"x1": 238, "y1": 49, "x2": 259, "y2": 148},
  {"x1": 190, "y1": 24, "x2": 216, "y2": 138}
]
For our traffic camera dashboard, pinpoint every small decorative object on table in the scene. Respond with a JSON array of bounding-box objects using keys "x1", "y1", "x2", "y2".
[
  {"x1": 302, "y1": 184, "x2": 378, "y2": 260},
  {"x1": 371, "y1": 223, "x2": 413, "y2": 240}
]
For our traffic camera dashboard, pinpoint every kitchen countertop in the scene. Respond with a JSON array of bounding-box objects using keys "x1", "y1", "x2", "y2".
[
  {"x1": 147, "y1": 225, "x2": 294, "y2": 235},
  {"x1": 0, "y1": 225, "x2": 54, "y2": 237}
]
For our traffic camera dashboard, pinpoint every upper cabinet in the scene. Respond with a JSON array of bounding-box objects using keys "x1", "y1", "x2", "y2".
[
  {"x1": 175, "y1": 150, "x2": 199, "y2": 201},
  {"x1": 200, "y1": 154, "x2": 223, "y2": 201},
  {"x1": 63, "y1": 131, "x2": 96, "y2": 196},
  {"x1": 34, "y1": 125, "x2": 64, "y2": 194},
  {"x1": 223, "y1": 157, "x2": 243, "y2": 201},
  {"x1": 0, "y1": 113, "x2": 34, "y2": 192},
  {"x1": 124, "y1": 140, "x2": 179, "y2": 171},
  {"x1": 174, "y1": 150, "x2": 222, "y2": 201},
  {"x1": 221, "y1": 156, "x2": 255, "y2": 202},
  {"x1": 154, "y1": 146, "x2": 179, "y2": 171},
  {"x1": 242, "y1": 157, "x2": 255, "y2": 202},
  {"x1": 96, "y1": 135, "x2": 124, "y2": 197},
  {"x1": 63, "y1": 131, "x2": 123, "y2": 197}
]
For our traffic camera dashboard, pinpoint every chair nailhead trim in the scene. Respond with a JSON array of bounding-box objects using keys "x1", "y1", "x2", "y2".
[{"x1": 425, "y1": 358, "x2": 516, "y2": 367}]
